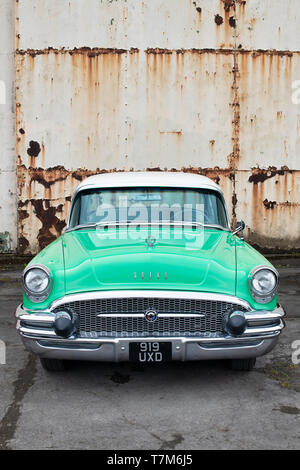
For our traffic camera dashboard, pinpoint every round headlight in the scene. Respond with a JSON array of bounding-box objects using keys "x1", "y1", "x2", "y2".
[
  {"x1": 23, "y1": 265, "x2": 52, "y2": 302},
  {"x1": 248, "y1": 266, "x2": 279, "y2": 303}
]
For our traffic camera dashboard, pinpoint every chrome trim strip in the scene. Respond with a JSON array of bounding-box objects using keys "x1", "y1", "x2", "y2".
[
  {"x1": 20, "y1": 330, "x2": 282, "y2": 344},
  {"x1": 17, "y1": 313, "x2": 56, "y2": 322},
  {"x1": 16, "y1": 303, "x2": 285, "y2": 322},
  {"x1": 244, "y1": 311, "x2": 285, "y2": 322},
  {"x1": 21, "y1": 335, "x2": 279, "y2": 361},
  {"x1": 96, "y1": 313, "x2": 206, "y2": 318},
  {"x1": 242, "y1": 320, "x2": 285, "y2": 336},
  {"x1": 48, "y1": 290, "x2": 253, "y2": 312},
  {"x1": 18, "y1": 327, "x2": 57, "y2": 338}
]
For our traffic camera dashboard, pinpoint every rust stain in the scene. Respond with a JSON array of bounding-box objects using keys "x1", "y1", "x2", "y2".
[
  {"x1": 215, "y1": 14, "x2": 224, "y2": 26},
  {"x1": 18, "y1": 236, "x2": 29, "y2": 253},
  {"x1": 252, "y1": 50, "x2": 293, "y2": 58},
  {"x1": 232, "y1": 193, "x2": 238, "y2": 216},
  {"x1": 192, "y1": 2, "x2": 202, "y2": 14},
  {"x1": 263, "y1": 199, "x2": 277, "y2": 210},
  {"x1": 229, "y1": 52, "x2": 240, "y2": 169},
  {"x1": 229, "y1": 16, "x2": 236, "y2": 28},
  {"x1": 15, "y1": 3, "x2": 20, "y2": 51},
  {"x1": 222, "y1": 0, "x2": 235, "y2": 12},
  {"x1": 18, "y1": 165, "x2": 119, "y2": 192},
  {"x1": 27, "y1": 141, "x2": 41, "y2": 158},
  {"x1": 16, "y1": 47, "x2": 128, "y2": 58},
  {"x1": 227, "y1": 49, "x2": 240, "y2": 225},
  {"x1": 179, "y1": 166, "x2": 234, "y2": 186},
  {"x1": 145, "y1": 48, "x2": 173, "y2": 55},
  {"x1": 30, "y1": 199, "x2": 66, "y2": 250},
  {"x1": 15, "y1": 48, "x2": 297, "y2": 61},
  {"x1": 129, "y1": 48, "x2": 139, "y2": 54},
  {"x1": 248, "y1": 167, "x2": 292, "y2": 184},
  {"x1": 159, "y1": 131, "x2": 182, "y2": 136}
]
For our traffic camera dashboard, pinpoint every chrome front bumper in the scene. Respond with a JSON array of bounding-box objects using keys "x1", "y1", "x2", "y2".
[{"x1": 15, "y1": 301, "x2": 286, "y2": 362}]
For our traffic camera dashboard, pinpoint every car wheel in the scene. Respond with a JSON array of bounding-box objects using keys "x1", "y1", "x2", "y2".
[
  {"x1": 40, "y1": 358, "x2": 66, "y2": 372},
  {"x1": 230, "y1": 358, "x2": 256, "y2": 371}
]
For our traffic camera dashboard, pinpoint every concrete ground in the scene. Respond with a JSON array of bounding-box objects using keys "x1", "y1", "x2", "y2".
[{"x1": 0, "y1": 262, "x2": 299, "y2": 450}]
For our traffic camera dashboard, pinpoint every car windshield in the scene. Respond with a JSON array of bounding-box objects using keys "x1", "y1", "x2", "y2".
[{"x1": 69, "y1": 187, "x2": 228, "y2": 229}]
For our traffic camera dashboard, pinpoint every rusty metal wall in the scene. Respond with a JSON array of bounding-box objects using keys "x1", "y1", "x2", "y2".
[
  {"x1": 0, "y1": 0, "x2": 17, "y2": 252},
  {"x1": 12, "y1": 0, "x2": 300, "y2": 254}
]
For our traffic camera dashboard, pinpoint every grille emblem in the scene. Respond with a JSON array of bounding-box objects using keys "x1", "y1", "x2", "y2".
[{"x1": 144, "y1": 309, "x2": 158, "y2": 323}]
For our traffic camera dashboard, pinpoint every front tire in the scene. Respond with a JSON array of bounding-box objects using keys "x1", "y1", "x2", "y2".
[
  {"x1": 230, "y1": 358, "x2": 256, "y2": 371},
  {"x1": 40, "y1": 358, "x2": 66, "y2": 372}
]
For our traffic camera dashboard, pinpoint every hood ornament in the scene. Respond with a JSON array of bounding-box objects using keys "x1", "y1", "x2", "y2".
[{"x1": 145, "y1": 236, "x2": 156, "y2": 248}]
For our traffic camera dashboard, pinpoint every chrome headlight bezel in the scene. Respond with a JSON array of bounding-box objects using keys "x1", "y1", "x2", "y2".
[
  {"x1": 248, "y1": 265, "x2": 279, "y2": 304},
  {"x1": 22, "y1": 265, "x2": 53, "y2": 303}
]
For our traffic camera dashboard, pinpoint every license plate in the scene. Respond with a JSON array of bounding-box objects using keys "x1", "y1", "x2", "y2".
[{"x1": 129, "y1": 342, "x2": 172, "y2": 363}]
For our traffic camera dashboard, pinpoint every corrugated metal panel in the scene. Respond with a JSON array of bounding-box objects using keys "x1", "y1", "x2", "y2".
[
  {"x1": 235, "y1": 0, "x2": 300, "y2": 51},
  {"x1": 16, "y1": 50, "x2": 234, "y2": 170},
  {"x1": 0, "y1": 1, "x2": 17, "y2": 252},
  {"x1": 12, "y1": 0, "x2": 300, "y2": 253},
  {"x1": 16, "y1": 0, "x2": 300, "y2": 52},
  {"x1": 235, "y1": 170, "x2": 300, "y2": 250},
  {"x1": 17, "y1": 0, "x2": 236, "y2": 50},
  {"x1": 238, "y1": 52, "x2": 300, "y2": 169}
]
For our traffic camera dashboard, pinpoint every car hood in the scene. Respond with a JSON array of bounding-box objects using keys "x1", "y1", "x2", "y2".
[{"x1": 62, "y1": 227, "x2": 237, "y2": 296}]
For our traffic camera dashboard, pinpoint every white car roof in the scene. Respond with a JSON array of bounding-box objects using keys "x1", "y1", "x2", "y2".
[{"x1": 75, "y1": 171, "x2": 222, "y2": 195}]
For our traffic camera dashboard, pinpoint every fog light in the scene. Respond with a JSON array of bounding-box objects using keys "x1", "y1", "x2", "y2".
[
  {"x1": 54, "y1": 310, "x2": 77, "y2": 338},
  {"x1": 226, "y1": 312, "x2": 247, "y2": 336}
]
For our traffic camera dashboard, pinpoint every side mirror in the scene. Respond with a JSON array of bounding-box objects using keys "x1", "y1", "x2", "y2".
[{"x1": 232, "y1": 220, "x2": 245, "y2": 238}]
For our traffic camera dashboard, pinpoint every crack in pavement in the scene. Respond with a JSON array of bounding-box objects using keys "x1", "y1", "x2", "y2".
[
  {"x1": 150, "y1": 431, "x2": 184, "y2": 450},
  {"x1": 122, "y1": 414, "x2": 184, "y2": 450},
  {"x1": 0, "y1": 354, "x2": 37, "y2": 450}
]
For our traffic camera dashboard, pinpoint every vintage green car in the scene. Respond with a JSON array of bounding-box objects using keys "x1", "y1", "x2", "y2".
[{"x1": 16, "y1": 172, "x2": 285, "y2": 372}]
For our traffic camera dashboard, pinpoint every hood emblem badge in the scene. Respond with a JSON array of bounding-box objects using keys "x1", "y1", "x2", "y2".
[
  {"x1": 134, "y1": 272, "x2": 168, "y2": 280},
  {"x1": 145, "y1": 236, "x2": 156, "y2": 247}
]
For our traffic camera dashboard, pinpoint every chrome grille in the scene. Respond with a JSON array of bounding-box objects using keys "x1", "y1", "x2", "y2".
[{"x1": 53, "y1": 297, "x2": 248, "y2": 338}]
